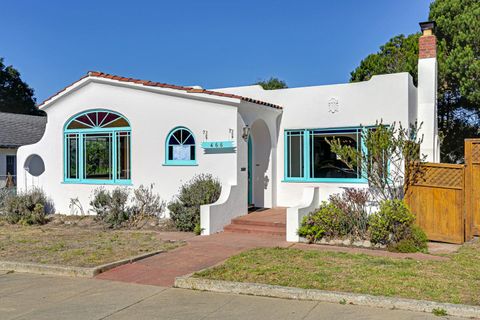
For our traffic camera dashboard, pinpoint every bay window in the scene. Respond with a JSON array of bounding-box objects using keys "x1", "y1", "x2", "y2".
[
  {"x1": 284, "y1": 127, "x2": 366, "y2": 182},
  {"x1": 64, "y1": 110, "x2": 131, "y2": 184}
]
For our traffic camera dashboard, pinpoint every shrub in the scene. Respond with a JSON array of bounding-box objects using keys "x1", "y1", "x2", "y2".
[
  {"x1": 369, "y1": 200, "x2": 427, "y2": 252},
  {"x1": 298, "y1": 202, "x2": 348, "y2": 243},
  {"x1": 369, "y1": 199, "x2": 415, "y2": 245},
  {"x1": 130, "y1": 184, "x2": 166, "y2": 225},
  {"x1": 0, "y1": 187, "x2": 15, "y2": 210},
  {"x1": 388, "y1": 225, "x2": 428, "y2": 253},
  {"x1": 90, "y1": 187, "x2": 130, "y2": 228},
  {"x1": 168, "y1": 174, "x2": 221, "y2": 232},
  {"x1": 329, "y1": 188, "x2": 370, "y2": 239},
  {"x1": 2, "y1": 188, "x2": 52, "y2": 225}
]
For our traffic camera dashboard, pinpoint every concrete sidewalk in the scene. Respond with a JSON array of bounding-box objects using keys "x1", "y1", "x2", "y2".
[{"x1": 0, "y1": 272, "x2": 462, "y2": 320}]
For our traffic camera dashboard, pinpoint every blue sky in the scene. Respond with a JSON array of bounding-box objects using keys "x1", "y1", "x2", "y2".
[{"x1": 1, "y1": 0, "x2": 432, "y2": 102}]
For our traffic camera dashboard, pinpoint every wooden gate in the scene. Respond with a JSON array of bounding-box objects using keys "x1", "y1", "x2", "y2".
[
  {"x1": 405, "y1": 163, "x2": 466, "y2": 244},
  {"x1": 464, "y1": 139, "x2": 480, "y2": 238}
]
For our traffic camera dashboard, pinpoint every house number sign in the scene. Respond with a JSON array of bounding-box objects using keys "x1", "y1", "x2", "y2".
[{"x1": 201, "y1": 141, "x2": 235, "y2": 149}]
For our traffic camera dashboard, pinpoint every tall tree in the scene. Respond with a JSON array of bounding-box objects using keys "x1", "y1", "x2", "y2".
[
  {"x1": 0, "y1": 58, "x2": 41, "y2": 115},
  {"x1": 255, "y1": 77, "x2": 288, "y2": 90},
  {"x1": 350, "y1": 0, "x2": 480, "y2": 163}
]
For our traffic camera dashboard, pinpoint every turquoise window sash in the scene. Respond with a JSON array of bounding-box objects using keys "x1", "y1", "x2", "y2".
[
  {"x1": 164, "y1": 126, "x2": 197, "y2": 166},
  {"x1": 283, "y1": 126, "x2": 370, "y2": 184},
  {"x1": 63, "y1": 128, "x2": 131, "y2": 185}
]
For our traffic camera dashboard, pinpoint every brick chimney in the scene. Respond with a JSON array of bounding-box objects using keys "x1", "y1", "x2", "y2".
[
  {"x1": 419, "y1": 21, "x2": 437, "y2": 59},
  {"x1": 417, "y1": 21, "x2": 440, "y2": 162}
]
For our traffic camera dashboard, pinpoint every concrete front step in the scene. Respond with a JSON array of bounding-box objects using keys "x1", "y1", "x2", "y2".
[{"x1": 224, "y1": 224, "x2": 286, "y2": 236}]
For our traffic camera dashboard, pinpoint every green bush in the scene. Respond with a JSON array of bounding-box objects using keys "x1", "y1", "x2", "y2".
[
  {"x1": 298, "y1": 202, "x2": 348, "y2": 243},
  {"x1": 388, "y1": 225, "x2": 428, "y2": 253},
  {"x1": 2, "y1": 188, "x2": 52, "y2": 225},
  {"x1": 90, "y1": 187, "x2": 130, "y2": 228},
  {"x1": 168, "y1": 174, "x2": 221, "y2": 232},
  {"x1": 369, "y1": 200, "x2": 427, "y2": 252},
  {"x1": 369, "y1": 199, "x2": 415, "y2": 245}
]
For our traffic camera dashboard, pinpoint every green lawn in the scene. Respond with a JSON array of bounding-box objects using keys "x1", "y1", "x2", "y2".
[
  {"x1": 0, "y1": 224, "x2": 184, "y2": 267},
  {"x1": 195, "y1": 241, "x2": 480, "y2": 306}
]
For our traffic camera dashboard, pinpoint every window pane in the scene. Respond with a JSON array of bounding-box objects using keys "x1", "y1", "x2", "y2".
[
  {"x1": 172, "y1": 145, "x2": 191, "y2": 160},
  {"x1": 66, "y1": 134, "x2": 79, "y2": 179},
  {"x1": 310, "y1": 132, "x2": 359, "y2": 179},
  {"x1": 84, "y1": 133, "x2": 112, "y2": 180},
  {"x1": 287, "y1": 132, "x2": 304, "y2": 178},
  {"x1": 117, "y1": 132, "x2": 131, "y2": 180}
]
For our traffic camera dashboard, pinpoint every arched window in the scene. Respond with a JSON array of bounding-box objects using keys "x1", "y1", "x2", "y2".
[
  {"x1": 64, "y1": 110, "x2": 131, "y2": 184},
  {"x1": 165, "y1": 127, "x2": 196, "y2": 165}
]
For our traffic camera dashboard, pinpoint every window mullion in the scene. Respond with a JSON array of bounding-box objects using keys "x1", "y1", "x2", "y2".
[
  {"x1": 79, "y1": 133, "x2": 84, "y2": 181},
  {"x1": 112, "y1": 132, "x2": 116, "y2": 182},
  {"x1": 303, "y1": 129, "x2": 309, "y2": 179}
]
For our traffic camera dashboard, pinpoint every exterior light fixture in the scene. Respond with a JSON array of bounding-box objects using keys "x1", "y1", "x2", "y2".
[
  {"x1": 202, "y1": 130, "x2": 208, "y2": 141},
  {"x1": 242, "y1": 125, "x2": 250, "y2": 141}
]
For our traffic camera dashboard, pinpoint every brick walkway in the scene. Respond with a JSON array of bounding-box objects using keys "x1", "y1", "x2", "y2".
[
  {"x1": 96, "y1": 231, "x2": 289, "y2": 287},
  {"x1": 97, "y1": 208, "x2": 457, "y2": 287}
]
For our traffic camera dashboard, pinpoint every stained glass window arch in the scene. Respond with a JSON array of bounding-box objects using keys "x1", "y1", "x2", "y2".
[
  {"x1": 165, "y1": 127, "x2": 196, "y2": 165},
  {"x1": 64, "y1": 110, "x2": 131, "y2": 184}
]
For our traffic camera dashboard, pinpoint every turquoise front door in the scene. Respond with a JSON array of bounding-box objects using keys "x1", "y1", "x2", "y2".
[{"x1": 248, "y1": 136, "x2": 253, "y2": 206}]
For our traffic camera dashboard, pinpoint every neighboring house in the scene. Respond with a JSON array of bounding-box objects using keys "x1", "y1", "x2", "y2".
[
  {"x1": 0, "y1": 112, "x2": 46, "y2": 187},
  {"x1": 17, "y1": 22, "x2": 439, "y2": 241}
]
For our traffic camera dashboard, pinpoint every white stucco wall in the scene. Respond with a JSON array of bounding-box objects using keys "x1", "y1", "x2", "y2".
[
  {"x1": 216, "y1": 73, "x2": 417, "y2": 207},
  {"x1": 17, "y1": 80, "x2": 241, "y2": 215}
]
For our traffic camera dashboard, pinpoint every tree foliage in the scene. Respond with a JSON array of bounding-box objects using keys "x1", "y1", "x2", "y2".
[
  {"x1": 255, "y1": 77, "x2": 288, "y2": 90},
  {"x1": 0, "y1": 58, "x2": 42, "y2": 115},
  {"x1": 328, "y1": 121, "x2": 424, "y2": 202},
  {"x1": 350, "y1": 0, "x2": 480, "y2": 163}
]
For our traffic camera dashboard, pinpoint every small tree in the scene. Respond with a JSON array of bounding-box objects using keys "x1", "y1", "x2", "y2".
[
  {"x1": 328, "y1": 121, "x2": 425, "y2": 202},
  {"x1": 255, "y1": 77, "x2": 288, "y2": 90}
]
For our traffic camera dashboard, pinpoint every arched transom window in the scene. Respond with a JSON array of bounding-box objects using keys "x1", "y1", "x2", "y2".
[
  {"x1": 165, "y1": 127, "x2": 196, "y2": 165},
  {"x1": 64, "y1": 110, "x2": 131, "y2": 184}
]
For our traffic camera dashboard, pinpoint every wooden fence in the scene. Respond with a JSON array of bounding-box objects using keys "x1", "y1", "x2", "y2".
[
  {"x1": 405, "y1": 139, "x2": 480, "y2": 244},
  {"x1": 405, "y1": 163, "x2": 466, "y2": 244},
  {"x1": 465, "y1": 139, "x2": 480, "y2": 239}
]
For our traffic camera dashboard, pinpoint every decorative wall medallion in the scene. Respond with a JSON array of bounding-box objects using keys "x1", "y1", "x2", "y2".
[{"x1": 328, "y1": 97, "x2": 339, "y2": 114}]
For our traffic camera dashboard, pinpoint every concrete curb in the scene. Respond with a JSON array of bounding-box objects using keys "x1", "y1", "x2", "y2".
[
  {"x1": 0, "y1": 249, "x2": 165, "y2": 278},
  {"x1": 174, "y1": 276, "x2": 480, "y2": 319}
]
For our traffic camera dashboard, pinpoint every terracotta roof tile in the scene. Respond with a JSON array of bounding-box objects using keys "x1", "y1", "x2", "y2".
[{"x1": 38, "y1": 71, "x2": 282, "y2": 110}]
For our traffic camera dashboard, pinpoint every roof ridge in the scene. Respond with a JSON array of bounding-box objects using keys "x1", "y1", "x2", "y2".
[{"x1": 38, "y1": 71, "x2": 282, "y2": 110}]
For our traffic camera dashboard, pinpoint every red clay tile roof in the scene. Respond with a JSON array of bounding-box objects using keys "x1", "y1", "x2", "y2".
[{"x1": 38, "y1": 71, "x2": 282, "y2": 110}]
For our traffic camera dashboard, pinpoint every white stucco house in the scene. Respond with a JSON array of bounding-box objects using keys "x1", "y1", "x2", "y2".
[{"x1": 17, "y1": 21, "x2": 440, "y2": 241}]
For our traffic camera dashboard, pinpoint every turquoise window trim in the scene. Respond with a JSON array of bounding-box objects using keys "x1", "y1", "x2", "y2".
[
  {"x1": 284, "y1": 126, "x2": 371, "y2": 184},
  {"x1": 162, "y1": 162, "x2": 199, "y2": 166},
  {"x1": 164, "y1": 126, "x2": 197, "y2": 166},
  {"x1": 62, "y1": 179, "x2": 133, "y2": 186},
  {"x1": 282, "y1": 178, "x2": 368, "y2": 184},
  {"x1": 63, "y1": 109, "x2": 132, "y2": 185}
]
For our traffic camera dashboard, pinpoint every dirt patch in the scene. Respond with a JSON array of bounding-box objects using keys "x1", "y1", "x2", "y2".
[
  {"x1": 47, "y1": 214, "x2": 178, "y2": 231},
  {"x1": 0, "y1": 222, "x2": 189, "y2": 268}
]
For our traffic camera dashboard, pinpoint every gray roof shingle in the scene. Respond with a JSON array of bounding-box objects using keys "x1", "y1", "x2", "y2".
[{"x1": 0, "y1": 112, "x2": 47, "y2": 148}]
